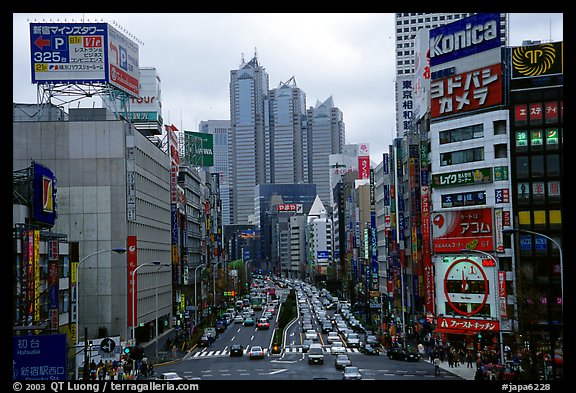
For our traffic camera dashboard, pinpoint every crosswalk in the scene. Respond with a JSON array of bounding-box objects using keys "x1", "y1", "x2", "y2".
[{"x1": 190, "y1": 346, "x2": 360, "y2": 358}]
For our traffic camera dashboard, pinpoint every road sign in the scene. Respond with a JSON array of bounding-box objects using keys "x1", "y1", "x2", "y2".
[
  {"x1": 13, "y1": 334, "x2": 67, "y2": 380},
  {"x1": 100, "y1": 337, "x2": 116, "y2": 353}
]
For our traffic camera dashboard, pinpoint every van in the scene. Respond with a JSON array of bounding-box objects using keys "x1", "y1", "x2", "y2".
[{"x1": 307, "y1": 343, "x2": 324, "y2": 364}]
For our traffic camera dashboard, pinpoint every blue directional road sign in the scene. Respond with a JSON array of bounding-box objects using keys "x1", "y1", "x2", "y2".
[{"x1": 13, "y1": 334, "x2": 67, "y2": 380}]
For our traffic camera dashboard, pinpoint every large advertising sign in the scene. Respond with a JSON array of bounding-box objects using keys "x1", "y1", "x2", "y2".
[
  {"x1": 32, "y1": 161, "x2": 57, "y2": 227},
  {"x1": 358, "y1": 143, "x2": 370, "y2": 180},
  {"x1": 30, "y1": 23, "x2": 139, "y2": 96},
  {"x1": 429, "y1": 13, "x2": 501, "y2": 66},
  {"x1": 13, "y1": 334, "x2": 67, "y2": 380},
  {"x1": 432, "y1": 207, "x2": 494, "y2": 252},
  {"x1": 512, "y1": 42, "x2": 563, "y2": 79},
  {"x1": 127, "y1": 236, "x2": 137, "y2": 328},
  {"x1": 430, "y1": 63, "x2": 502, "y2": 119},
  {"x1": 413, "y1": 28, "x2": 431, "y2": 119},
  {"x1": 435, "y1": 255, "x2": 499, "y2": 319},
  {"x1": 185, "y1": 131, "x2": 214, "y2": 167}
]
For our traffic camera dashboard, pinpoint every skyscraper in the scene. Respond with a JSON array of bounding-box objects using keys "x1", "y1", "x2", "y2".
[
  {"x1": 229, "y1": 52, "x2": 270, "y2": 224},
  {"x1": 307, "y1": 96, "x2": 345, "y2": 209},
  {"x1": 268, "y1": 76, "x2": 308, "y2": 184}
]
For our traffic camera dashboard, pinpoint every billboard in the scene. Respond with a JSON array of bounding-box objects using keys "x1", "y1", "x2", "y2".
[
  {"x1": 429, "y1": 13, "x2": 501, "y2": 66},
  {"x1": 32, "y1": 161, "x2": 57, "y2": 227},
  {"x1": 511, "y1": 42, "x2": 563, "y2": 79},
  {"x1": 430, "y1": 63, "x2": 502, "y2": 119},
  {"x1": 30, "y1": 23, "x2": 139, "y2": 96},
  {"x1": 432, "y1": 207, "x2": 494, "y2": 252},
  {"x1": 184, "y1": 131, "x2": 214, "y2": 167}
]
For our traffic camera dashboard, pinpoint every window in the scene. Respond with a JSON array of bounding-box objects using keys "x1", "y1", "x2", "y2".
[
  {"x1": 531, "y1": 155, "x2": 544, "y2": 177},
  {"x1": 493, "y1": 120, "x2": 507, "y2": 135},
  {"x1": 440, "y1": 147, "x2": 484, "y2": 166},
  {"x1": 494, "y1": 144, "x2": 507, "y2": 159},
  {"x1": 546, "y1": 154, "x2": 560, "y2": 176},
  {"x1": 439, "y1": 124, "x2": 483, "y2": 144},
  {"x1": 516, "y1": 156, "x2": 529, "y2": 178}
]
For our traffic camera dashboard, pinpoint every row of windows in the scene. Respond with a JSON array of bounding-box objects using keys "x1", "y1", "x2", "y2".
[
  {"x1": 515, "y1": 154, "x2": 561, "y2": 178},
  {"x1": 440, "y1": 147, "x2": 484, "y2": 166},
  {"x1": 514, "y1": 128, "x2": 561, "y2": 151},
  {"x1": 439, "y1": 124, "x2": 484, "y2": 144}
]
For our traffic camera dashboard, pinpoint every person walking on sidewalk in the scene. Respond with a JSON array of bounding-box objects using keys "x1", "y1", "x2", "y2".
[{"x1": 434, "y1": 356, "x2": 441, "y2": 376}]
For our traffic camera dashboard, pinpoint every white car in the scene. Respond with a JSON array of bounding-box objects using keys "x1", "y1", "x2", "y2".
[
  {"x1": 158, "y1": 372, "x2": 185, "y2": 380},
  {"x1": 331, "y1": 342, "x2": 347, "y2": 355},
  {"x1": 305, "y1": 329, "x2": 318, "y2": 341}
]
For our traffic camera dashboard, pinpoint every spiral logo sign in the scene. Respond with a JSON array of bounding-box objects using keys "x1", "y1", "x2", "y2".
[{"x1": 512, "y1": 42, "x2": 563, "y2": 78}]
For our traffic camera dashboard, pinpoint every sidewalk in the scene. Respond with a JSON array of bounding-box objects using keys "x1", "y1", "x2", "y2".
[
  {"x1": 139, "y1": 328, "x2": 189, "y2": 364},
  {"x1": 437, "y1": 360, "x2": 477, "y2": 380}
]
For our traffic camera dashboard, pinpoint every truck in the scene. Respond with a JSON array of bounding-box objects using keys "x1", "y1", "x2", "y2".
[{"x1": 307, "y1": 343, "x2": 324, "y2": 364}]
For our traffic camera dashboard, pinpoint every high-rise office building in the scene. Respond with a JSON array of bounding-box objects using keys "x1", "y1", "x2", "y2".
[
  {"x1": 268, "y1": 76, "x2": 308, "y2": 184},
  {"x1": 307, "y1": 96, "x2": 345, "y2": 209},
  {"x1": 199, "y1": 120, "x2": 232, "y2": 225},
  {"x1": 229, "y1": 53, "x2": 270, "y2": 225}
]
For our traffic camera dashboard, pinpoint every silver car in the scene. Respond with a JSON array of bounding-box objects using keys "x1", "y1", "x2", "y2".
[{"x1": 342, "y1": 366, "x2": 362, "y2": 380}]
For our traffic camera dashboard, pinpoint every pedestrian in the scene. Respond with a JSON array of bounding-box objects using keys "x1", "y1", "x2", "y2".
[
  {"x1": 466, "y1": 350, "x2": 474, "y2": 368},
  {"x1": 434, "y1": 356, "x2": 441, "y2": 376}
]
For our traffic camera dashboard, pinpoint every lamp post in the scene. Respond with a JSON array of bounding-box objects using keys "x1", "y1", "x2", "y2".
[
  {"x1": 194, "y1": 264, "x2": 206, "y2": 326},
  {"x1": 131, "y1": 261, "x2": 161, "y2": 341},
  {"x1": 76, "y1": 247, "x2": 127, "y2": 380},
  {"x1": 459, "y1": 248, "x2": 505, "y2": 366},
  {"x1": 212, "y1": 261, "x2": 223, "y2": 313},
  {"x1": 503, "y1": 228, "x2": 563, "y2": 312},
  {"x1": 154, "y1": 263, "x2": 170, "y2": 360}
]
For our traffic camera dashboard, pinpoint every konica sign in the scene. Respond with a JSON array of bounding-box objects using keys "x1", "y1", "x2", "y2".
[{"x1": 429, "y1": 13, "x2": 501, "y2": 66}]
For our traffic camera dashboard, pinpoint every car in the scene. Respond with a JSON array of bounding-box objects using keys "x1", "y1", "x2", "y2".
[
  {"x1": 359, "y1": 342, "x2": 380, "y2": 356},
  {"x1": 301, "y1": 339, "x2": 312, "y2": 353},
  {"x1": 229, "y1": 344, "x2": 244, "y2": 357},
  {"x1": 215, "y1": 319, "x2": 227, "y2": 333},
  {"x1": 249, "y1": 345, "x2": 265, "y2": 360},
  {"x1": 243, "y1": 317, "x2": 255, "y2": 326},
  {"x1": 345, "y1": 333, "x2": 361, "y2": 348},
  {"x1": 302, "y1": 322, "x2": 313, "y2": 332},
  {"x1": 305, "y1": 329, "x2": 318, "y2": 341},
  {"x1": 331, "y1": 342, "x2": 347, "y2": 355},
  {"x1": 335, "y1": 354, "x2": 352, "y2": 370},
  {"x1": 365, "y1": 335, "x2": 379, "y2": 347},
  {"x1": 321, "y1": 321, "x2": 333, "y2": 334},
  {"x1": 387, "y1": 346, "x2": 421, "y2": 361},
  {"x1": 342, "y1": 366, "x2": 362, "y2": 380},
  {"x1": 257, "y1": 317, "x2": 270, "y2": 330},
  {"x1": 198, "y1": 335, "x2": 212, "y2": 347},
  {"x1": 326, "y1": 332, "x2": 341, "y2": 344},
  {"x1": 158, "y1": 372, "x2": 185, "y2": 380},
  {"x1": 233, "y1": 315, "x2": 244, "y2": 324}
]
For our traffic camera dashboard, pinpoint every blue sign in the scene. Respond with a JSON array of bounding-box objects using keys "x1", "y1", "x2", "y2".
[
  {"x1": 317, "y1": 251, "x2": 329, "y2": 259},
  {"x1": 429, "y1": 13, "x2": 501, "y2": 66},
  {"x1": 13, "y1": 334, "x2": 67, "y2": 380}
]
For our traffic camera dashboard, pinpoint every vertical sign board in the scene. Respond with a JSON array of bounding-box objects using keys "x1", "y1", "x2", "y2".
[
  {"x1": 13, "y1": 334, "x2": 67, "y2": 380},
  {"x1": 30, "y1": 23, "x2": 139, "y2": 96},
  {"x1": 32, "y1": 162, "x2": 57, "y2": 227},
  {"x1": 127, "y1": 236, "x2": 137, "y2": 328}
]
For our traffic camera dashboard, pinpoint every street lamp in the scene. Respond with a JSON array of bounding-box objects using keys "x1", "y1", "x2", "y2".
[
  {"x1": 459, "y1": 248, "x2": 505, "y2": 366},
  {"x1": 131, "y1": 261, "x2": 162, "y2": 341},
  {"x1": 154, "y1": 263, "x2": 171, "y2": 360},
  {"x1": 194, "y1": 264, "x2": 206, "y2": 326},
  {"x1": 212, "y1": 261, "x2": 224, "y2": 313},
  {"x1": 502, "y1": 228, "x2": 563, "y2": 312},
  {"x1": 76, "y1": 247, "x2": 127, "y2": 380}
]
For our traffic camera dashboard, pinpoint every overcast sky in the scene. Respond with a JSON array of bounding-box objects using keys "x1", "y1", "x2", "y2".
[{"x1": 13, "y1": 12, "x2": 563, "y2": 164}]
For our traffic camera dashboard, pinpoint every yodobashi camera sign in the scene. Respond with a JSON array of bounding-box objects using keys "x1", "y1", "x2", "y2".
[
  {"x1": 429, "y1": 13, "x2": 501, "y2": 66},
  {"x1": 30, "y1": 22, "x2": 139, "y2": 96}
]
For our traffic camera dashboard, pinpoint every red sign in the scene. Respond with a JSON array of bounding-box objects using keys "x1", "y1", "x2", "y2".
[
  {"x1": 358, "y1": 156, "x2": 370, "y2": 180},
  {"x1": 431, "y1": 63, "x2": 502, "y2": 118},
  {"x1": 498, "y1": 271, "x2": 508, "y2": 318},
  {"x1": 436, "y1": 316, "x2": 500, "y2": 334},
  {"x1": 432, "y1": 208, "x2": 494, "y2": 252},
  {"x1": 421, "y1": 186, "x2": 434, "y2": 314},
  {"x1": 545, "y1": 101, "x2": 559, "y2": 123},
  {"x1": 529, "y1": 103, "x2": 543, "y2": 124},
  {"x1": 514, "y1": 104, "x2": 528, "y2": 126},
  {"x1": 127, "y1": 236, "x2": 137, "y2": 327}
]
